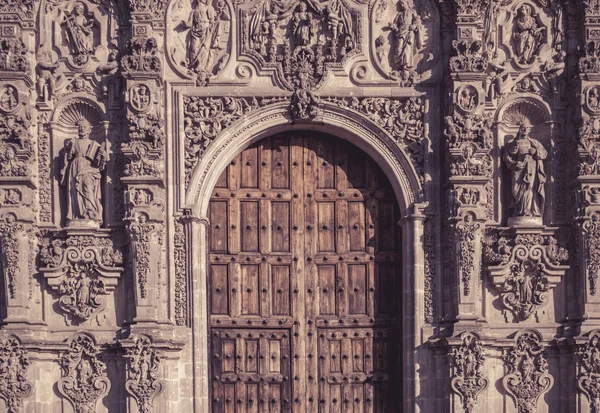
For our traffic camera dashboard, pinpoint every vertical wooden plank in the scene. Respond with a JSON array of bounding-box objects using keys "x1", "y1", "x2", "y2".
[
  {"x1": 241, "y1": 201, "x2": 259, "y2": 252},
  {"x1": 229, "y1": 199, "x2": 241, "y2": 254},
  {"x1": 260, "y1": 262, "x2": 271, "y2": 319},
  {"x1": 272, "y1": 202, "x2": 290, "y2": 252},
  {"x1": 317, "y1": 202, "x2": 336, "y2": 252},
  {"x1": 347, "y1": 202, "x2": 366, "y2": 252},
  {"x1": 272, "y1": 266, "x2": 290, "y2": 316},
  {"x1": 241, "y1": 265, "x2": 259, "y2": 316},
  {"x1": 230, "y1": 262, "x2": 241, "y2": 319},
  {"x1": 348, "y1": 265, "x2": 367, "y2": 316},
  {"x1": 210, "y1": 201, "x2": 228, "y2": 253},
  {"x1": 241, "y1": 144, "x2": 259, "y2": 188},
  {"x1": 317, "y1": 265, "x2": 336, "y2": 316},
  {"x1": 271, "y1": 137, "x2": 290, "y2": 189},
  {"x1": 211, "y1": 265, "x2": 229, "y2": 315}
]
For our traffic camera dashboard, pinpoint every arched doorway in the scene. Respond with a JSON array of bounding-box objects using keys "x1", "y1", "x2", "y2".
[{"x1": 207, "y1": 132, "x2": 403, "y2": 412}]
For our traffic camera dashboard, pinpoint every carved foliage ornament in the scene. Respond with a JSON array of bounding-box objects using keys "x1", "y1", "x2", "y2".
[
  {"x1": 174, "y1": 219, "x2": 188, "y2": 326},
  {"x1": 579, "y1": 115, "x2": 600, "y2": 176},
  {"x1": 451, "y1": 332, "x2": 488, "y2": 413},
  {"x1": 584, "y1": 213, "x2": 600, "y2": 296},
  {"x1": 450, "y1": 40, "x2": 487, "y2": 73},
  {"x1": 0, "y1": 0, "x2": 36, "y2": 19},
  {"x1": 121, "y1": 38, "x2": 162, "y2": 75},
  {"x1": 503, "y1": 330, "x2": 553, "y2": 413},
  {"x1": 58, "y1": 334, "x2": 110, "y2": 413},
  {"x1": 39, "y1": 234, "x2": 123, "y2": 325},
  {"x1": 485, "y1": 232, "x2": 568, "y2": 321},
  {"x1": 0, "y1": 39, "x2": 30, "y2": 73},
  {"x1": 241, "y1": 0, "x2": 360, "y2": 90},
  {"x1": 123, "y1": 112, "x2": 165, "y2": 178},
  {"x1": 579, "y1": 330, "x2": 600, "y2": 412},
  {"x1": 579, "y1": 41, "x2": 600, "y2": 74},
  {"x1": 0, "y1": 113, "x2": 33, "y2": 178},
  {"x1": 0, "y1": 336, "x2": 32, "y2": 413},
  {"x1": 125, "y1": 335, "x2": 164, "y2": 413},
  {"x1": 126, "y1": 214, "x2": 163, "y2": 300},
  {"x1": 0, "y1": 220, "x2": 26, "y2": 300},
  {"x1": 454, "y1": 214, "x2": 480, "y2": 296}
]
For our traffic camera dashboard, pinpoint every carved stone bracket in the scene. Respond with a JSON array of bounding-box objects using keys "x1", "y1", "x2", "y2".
[
  {"x1": 502, "y1": 329, "x2": 553, "y2": 413},
  {"x1": 0, "y1": 336, "x2": 32, "y2": 413},
  {"x1": 450, "y1": 332, "x2": 488, "y2": 413},
  {"x1": 39, "y1": 230, "x2": 124, "y2": 326},
  {"x1": 57, "y1": 333, "x2": 110, "y2": 413},
  {"x1": 578, "y1": 330, "x2": 600, "y2": 413},
  {"x1": 485, "y1": 227, "x2": 569, "y2": 321},
  {"x1": 123, "y1": 335, "x2": 164, "y2": 413}
]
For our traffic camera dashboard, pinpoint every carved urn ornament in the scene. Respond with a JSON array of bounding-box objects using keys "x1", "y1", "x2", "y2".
[{"x1": 503, "y1": 119, "x2": 547, "y2": 227}]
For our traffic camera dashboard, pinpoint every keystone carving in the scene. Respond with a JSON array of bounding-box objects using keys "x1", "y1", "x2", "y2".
[
  {"x1": 39, "y1": 233, "x2": 123, "y2": 325},
  {"x1": 451, "y1": 332, "x2": 488, "y2": 413},
  {"x1": 502, "y1": 330, "x2": 553, "y2": 413},
  {"x1": 0, "y1": 336, "x2": 32, "y2": 413},
  {"x1": 485, "y1": 231, "x2": 569, "y2": 321},
  {"x1": 57, "y1": 333, "x2": 110, "y2": 413},
  {"x1": 579, "y1": 330, "x2": 600, "y2": 413},
  {"x1": 124, "y1": 335, "x2": 164, "y2": 413},
  {"x1": 241, "y1": 0, "x2": 360, "y2": 90}
]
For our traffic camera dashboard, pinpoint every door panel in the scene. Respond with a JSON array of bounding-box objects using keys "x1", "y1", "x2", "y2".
[{"x1": 209, "y1": 133, "x2": 402, "y2": 412}]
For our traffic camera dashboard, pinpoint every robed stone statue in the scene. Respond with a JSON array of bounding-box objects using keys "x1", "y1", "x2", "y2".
[
  {"x1": 503, "y1": 120, "x2": 547, "y2": 221},
  {"x1": 60, "y1": 120, "x2": 106, "y2": 225}
]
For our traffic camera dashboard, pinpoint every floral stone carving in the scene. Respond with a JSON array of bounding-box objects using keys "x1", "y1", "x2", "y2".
[
  {"x1": 0, "y1": 336, "x2": 32, "y2": 413},
  {"x1": 124, "y1": 335, "x2": 164, "y2": 413},
  {"x1": 123, "y1": 112, "x2": 165, "y2": 178},
  {"x1": 57, "y1": 333, "x2": 110, "y2": 413},
  {"x1": 241, "y1": 0, "x2": 360, "y2": 90},
  {"x1": 485, "y1": 230, "x2": 569, "y2": 321},
  {"x1": 39, "y1": 233, "x2": 123, "y2": 325},
  {"x1": 0, "y1": 113, "x2": 34, "y2": 178},
  {"x1": 502, "y1": 330, "x2": 553, "y2": 413},
  {"x1": 0, "y1": 39, "x2": 30, "y2": 73},
  {"x1": 584, "y1": 213, "x2": 600, "y2": 296},
  {"x1": 450, "y1": 332, "x2": 488, "y2": 413},
  {"x1": 579, "y1": 330, "x2": 600, "y2": 412},
  {"x1": 121, "y1": 38, "x2": 162, "y2": 75}
]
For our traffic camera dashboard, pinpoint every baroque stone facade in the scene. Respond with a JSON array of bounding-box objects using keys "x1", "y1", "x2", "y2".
[{"x1": 0, "y1": 0, "x2": 596, "y2": 412}]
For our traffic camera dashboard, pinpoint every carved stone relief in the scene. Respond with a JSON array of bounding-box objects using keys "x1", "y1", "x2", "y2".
[
  {"x1": 39, "y1": 232, "x2": 123, "y2": 325},
  {"x1": 579, "y1": 330, "x2": 600, "y2": 413},
  {"x1": 503, "y1": 330, "x2": 553, "y2": 413},
  {"x1": 0, "y1": 336, "x2": 32, "y2": 413},
  {"x1": 485, "y1": 229, "x2": 569, "y2": 322},
  {"x1": 239, "y1": 0, "x2": 361, "y2": 90},
  {"x1": 124, "y1": 335, "x2": 164, "y2": 413},
  {"x1": 370, "y1": 0, "x2": 437, "y2": 85},
  {"x1": 57, "y1": 333, "x2": 110, "y2": 413},
  {"x1": 450, "y1": 332, "x2": 488, "y2": 413},
  {"x1": 173, "y1": 218, "x2": 188, "y2": 326},
  {"x1": 167, "y1": 0, "x2": 232, "y2": 85}
]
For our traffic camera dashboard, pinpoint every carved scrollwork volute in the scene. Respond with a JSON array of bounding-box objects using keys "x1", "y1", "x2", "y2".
[
  {"x1": 502, "y1": 329, "x2": 553, "y2": 413},
  {"x1": 0, "y1": 336, "x2": 32, "y2": 413},
  {"x1": 57, "y1": 333, "x2": 110, "y2": 413},
  {"x1": 450, "y1": 332, "x2": 488, "y2": 413},
  {"x1": 124, "y1": 335, "x2": 164, "y2": 413},
  {"x1": 38, "y1": 232, "x2": 124, "y2": 326},
  {"x1": 485, "y1": 229, "x2": 569, "y2": 322}
]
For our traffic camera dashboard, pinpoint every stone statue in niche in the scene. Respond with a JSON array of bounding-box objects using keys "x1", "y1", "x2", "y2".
[
  {"x1": 60, "y1": 120, "x2": 106, "y2": 226},
  {"x1": 513, "y1": 4, "x2": 544, "y2": 65},
  {"x1": 61, "y1": 2, "x2": 96, "y2": 65},
  {"x1": 387, "y1": 0, "x2": 423, "y2": 74},
  {"x1": 503, "y1": 120, "x2": 547, "y2": 222}
]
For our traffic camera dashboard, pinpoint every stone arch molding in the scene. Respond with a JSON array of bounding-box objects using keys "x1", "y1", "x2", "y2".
[{"x1": 183, "y1": 101, "x2": 424, "y2": 219}]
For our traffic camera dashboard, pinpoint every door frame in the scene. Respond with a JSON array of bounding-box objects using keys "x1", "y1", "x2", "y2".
[{"x1": 182, "y1": 102, "x2": 427, "y2": 413}]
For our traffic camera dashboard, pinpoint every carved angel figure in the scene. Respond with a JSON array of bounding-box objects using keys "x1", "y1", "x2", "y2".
[
  {"x1": 60, "y1": 120, "x2": 106, "y2": 223},
  {"x1": 513, "y1": 4, "x2": 544, "y2": 64},
  {"x1": 503, "y1": 120, "x2": 547, "y2": 218},
  {"x1": 388, "y1": 0, "x2": 423, "y2": 71},
  {"x1": 182, "y1": 0, "x2": 218, "y2": 74}
]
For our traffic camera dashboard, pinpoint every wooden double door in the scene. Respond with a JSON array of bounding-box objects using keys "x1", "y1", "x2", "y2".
[{"x1": 208, "y1": 132, "x2": 402, "y2": 412}]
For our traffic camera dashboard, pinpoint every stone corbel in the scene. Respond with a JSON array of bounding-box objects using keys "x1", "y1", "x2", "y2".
[
  {"x1": 38, "y1": 229, "x2": 123, "y2": 326},
  {"x1": 126, "y1": 212, "x2": 164, "y2": 324},
  {"x1": 485, "y1": 227, "x2": 569, "y2": 322},
  {"x1": 0, "y1": 214, "x2": 35, "y2": 324}
]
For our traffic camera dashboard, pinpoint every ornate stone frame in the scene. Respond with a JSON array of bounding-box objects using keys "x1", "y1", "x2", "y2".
[{"x1": 180, "y1": 98, "x2": 427, "y2": 412}]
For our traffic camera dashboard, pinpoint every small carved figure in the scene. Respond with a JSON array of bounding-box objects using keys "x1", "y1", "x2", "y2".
[
  {"x1": 291, "y1": 70, "x2": 320, "y2": 120},
  {"x1": 543, "y1": 51, "x2": 566, "y2": 93},
  {"x1": 292, "y1": 2, "x2": 314, "y2": 46},
  {"x1": 181, "y1": 0, "x2": 218, "y2": 75},
  {"x1": 387, "y1": 0, "x2": 423, "y2": 71},
  {"x1": 60, "y1": 120, "x2": 107, "y2": 224},
  {"x1": 513, "y1": 4, "x2": 544, "y2": 64},
  {"x1": 485, "y1": 52, "x2": 507, "y2": 100},
  {"x1": 62, "y1": 2, "x2": 95, "y2": 62},
  {"x1": 458, "y1": 87, "x2": 477, "y2": 112},
  {"x1": 36, "y1": 51, "x2": 60, "y2": 102},
  {"x1": 590, "y1": 87, "x2": 600, "y2": 112},
  {"x1": 503, "y1": 120, "x2": 547, "y2": 218},
  {"x1": 131, "y1": 85, "x2": 151, "y2": 111},
  {"x1": 0, "y1": 85, "x2": 18, "y2": 112}
]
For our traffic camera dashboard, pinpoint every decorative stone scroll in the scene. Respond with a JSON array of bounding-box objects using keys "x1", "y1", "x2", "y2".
[
  {"x1": 124, "y1": 335, "x2": 164, "y2": 413},
  {"x1": 57, "y1": 333, "x2": 110, "y2": 413},
  {"x1": 450, "y1": 332, "x2": 488, "y2": 413},
  {"x1": 0, "y1": 336, "x2": 32, "y2": 413},
  {"x1": 240, "y1": 0, "x2": 361, "y2": 90},
  {"x1": 39, "y1": 232, "x2": 124, "y2": 325},
  {"x1": 579, "y1": 330, "x2": 600, "y2": 413},
  {"x1": 485, "y1": 229, "x2": 569, "y2": 321},
  {"x1": 502, "y1": 330, "x2": 553, "y2": 413}
]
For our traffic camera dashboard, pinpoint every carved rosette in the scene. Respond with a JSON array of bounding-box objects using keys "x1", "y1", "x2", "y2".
[
  {"x1": 39, "y1": 233, "x2": 124, "y2": 325},
  {"x1": 57, "y1": 333, "x2": 110, "y2": 413},
  {"x1": 502, "y1": 330, "x2": 553, "y2": 413},
  {"x1": 124, "y1": 335, "x2": 164, "y2": 413},
  {"x1": 450, "y1": 332, "x2": 488, "y2": 413},
  {"x1": 0, "y1": 336, "x2": 32, "y2": 413},
  {"x1": 485, "y1": 230, "x2": 569, "y2": 321},
  {"x1": 579, "y1": 330, "x2": 600, "y2": 412}
]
